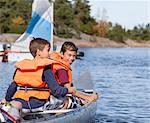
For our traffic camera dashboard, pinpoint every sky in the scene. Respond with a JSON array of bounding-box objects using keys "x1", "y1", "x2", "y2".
[{"x1": 89, "y1": 0, "x2": 150, "y2": 29}]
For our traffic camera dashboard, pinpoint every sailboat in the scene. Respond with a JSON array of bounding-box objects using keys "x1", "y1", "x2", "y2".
[{"x1": 8, "y1": 0, "x2": 54, "y2": 62}]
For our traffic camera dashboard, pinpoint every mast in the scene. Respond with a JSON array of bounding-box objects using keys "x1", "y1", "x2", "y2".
[{"x1": 50, "y1": 0, "x2": 54, "y2": 51}]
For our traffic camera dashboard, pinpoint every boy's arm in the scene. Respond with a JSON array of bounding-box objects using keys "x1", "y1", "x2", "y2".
[
  {"x1": 64, "y1": 84, "x2": 88, "y2": 98},
  {"x1": 55, "y1": 66, "x2": 98, "y2": 102},
  {"x1": 5, "y1": 82, "x2": 18, "y2": 102},
  {"x1": 43, "y1": 65, "x2": 75, "y2": 98},
  {"x1": 0, "y1": 82, "x2": 17, "y2": 104},
  {"x1": 56, "y1": 69, "x2": 90, "y2": 99},
  {"x1": 56, "y1": 68, "x2": 97, "y2": 102},
  {"x1": 64, "y1": 83, "x2": 97, "y2": 102}
]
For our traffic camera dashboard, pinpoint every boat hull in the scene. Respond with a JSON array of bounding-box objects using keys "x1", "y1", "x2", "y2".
[{"x1": 22, "y1": 101, "x2": 97, "y2": 123}]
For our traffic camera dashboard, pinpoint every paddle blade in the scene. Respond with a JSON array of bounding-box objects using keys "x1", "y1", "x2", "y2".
[{"x1": 74, "y1": 71, "x2": 94, "y2": 90}]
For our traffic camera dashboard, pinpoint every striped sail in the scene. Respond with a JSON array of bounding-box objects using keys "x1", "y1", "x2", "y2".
[{"x1": 9, "y1": 0, "x2": 53, "y2": 61}]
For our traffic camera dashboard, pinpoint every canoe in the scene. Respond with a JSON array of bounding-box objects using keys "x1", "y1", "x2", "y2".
[
  {"x1": 21, "y1": 99, "x2": 97, "y2": 123},
  {"x1": 0, "y1": 89, "x2": 97, "y2": 123}
]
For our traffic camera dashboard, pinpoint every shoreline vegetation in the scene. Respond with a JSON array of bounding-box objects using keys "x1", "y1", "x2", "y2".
[
  {"x1": 1, "y1": 0, "x2": 150, "y2": 48},
  {"x1": 0, "y1": 33, "x2": 150, "y2": 48}
]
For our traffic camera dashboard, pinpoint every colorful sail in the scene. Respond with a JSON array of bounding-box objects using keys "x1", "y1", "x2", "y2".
[
  {"x1": 9, "y1": 0, "x2": 53, "y2": 61},
  {"x1": 15, "y1": 0, "x2": 53, "y2": 48}
]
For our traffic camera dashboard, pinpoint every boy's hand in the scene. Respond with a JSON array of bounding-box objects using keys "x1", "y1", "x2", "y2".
[
  {"x1": 68, "y1": 87, "x2": 76, "y2": 95},
  {"x1": 0, "y1": 99, "x2": 6, "y2": 104}
]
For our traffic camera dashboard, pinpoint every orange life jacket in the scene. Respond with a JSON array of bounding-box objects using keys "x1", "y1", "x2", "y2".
[
  {"x1": 13, "y1": 58, "x2": 56, "y2": 101},
  {"x1": 50, "y1": 52, "x2": 72, "y2": 86}
]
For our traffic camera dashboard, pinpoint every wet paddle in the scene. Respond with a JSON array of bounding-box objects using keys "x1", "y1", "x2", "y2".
[{"x1": 74, "y1": 71, "x2": 94, "y2": 91}]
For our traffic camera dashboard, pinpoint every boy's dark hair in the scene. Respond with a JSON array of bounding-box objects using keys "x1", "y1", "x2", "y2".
[
  {"x1": 29, "y1": 38, "x2": 50, "y2": 57},
  {"x1": 60, "y1": 41, "x2": 78, "y2": 54}
]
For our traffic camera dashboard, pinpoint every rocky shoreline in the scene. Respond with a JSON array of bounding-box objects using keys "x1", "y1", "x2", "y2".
[{"x1": 0, "y1": 33, "x2": 150, "y2": 48}]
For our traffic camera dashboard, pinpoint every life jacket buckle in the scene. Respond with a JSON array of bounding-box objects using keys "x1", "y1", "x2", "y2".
[{"x1": 25, "y1": 86, "x2": 27, "y2": 92}]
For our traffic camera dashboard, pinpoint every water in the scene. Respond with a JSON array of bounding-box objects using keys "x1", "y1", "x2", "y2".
[{"x1": 0, "y1": 48, "x2": 150, "y2": 123}]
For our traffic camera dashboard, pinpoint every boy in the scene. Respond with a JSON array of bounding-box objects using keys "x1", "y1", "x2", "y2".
[
  {"x1": 0, "y1": 38, "x2": 75, "y2": 121},
  {"x1": 50, "y1": 41, "x2": 98, "y2": 107}
]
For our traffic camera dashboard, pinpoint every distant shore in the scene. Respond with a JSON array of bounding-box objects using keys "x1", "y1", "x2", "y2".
[{"x1": 0, "y1": 33, "x2": 150, "y2": 48}]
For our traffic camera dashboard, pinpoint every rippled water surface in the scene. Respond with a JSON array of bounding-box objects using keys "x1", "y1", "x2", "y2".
[{"x1": 0, "y1": 48, "x2": 150, "y2": 123}]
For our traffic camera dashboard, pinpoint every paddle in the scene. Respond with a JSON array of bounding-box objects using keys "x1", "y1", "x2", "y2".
[
  {"x1": 2, "y1": 50, "x2": 30, "y2": 54},
  {"x1": 0, "y1": 107, "x2": 17, "y2": 123},
  {"x1": 73, "y1": 71, "x2": 94, "y2": 92}
]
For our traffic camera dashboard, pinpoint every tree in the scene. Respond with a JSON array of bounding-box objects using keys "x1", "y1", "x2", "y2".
[
  {"x1": 0, "y1": 0, "x2": 32, "y2": 34},
  {"x1": 106, "y1": 23, "x2": 126, "y2": 42},
  {"x1": 72, "y1": 0, "x2": 96, "y2": 36},
  {"x1": 93, "y1": 21, "x2": 109, "y2": 37},
  {"x1": 93, "y1": 8, "x2": 109, "y2": 37},
  {"x1": 128, "y1": 24, "x2": 150, "y2": 41},
  {"x1": 54, "y1": 0, "x2": 74, "y2": 38}
]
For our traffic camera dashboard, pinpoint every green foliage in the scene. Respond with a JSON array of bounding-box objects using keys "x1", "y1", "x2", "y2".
[
  {"x1": 126, "y1": 24, "x2": 150, "y2": 41},
  {"x1": 72, "y1": 0, "x2": 96, "y2": 36},
  {"x1": 106, "y1": 23, "x2": 126, "y2": 42},
  {"x1": 0, "y1": 0, "x2": 32, "y2": 34},
  {"x1": 54, "y1": 0, "x2": 96, "y2": 38},
  {"x1": 54, "y1": 0, "x2": 74, "y2": 38},
  {"x1": 0, "y1": 0, "x2": 149, "y2": 42},
  {"x1": 105, "y1": 23, "x2": 150, "y2": 42}
]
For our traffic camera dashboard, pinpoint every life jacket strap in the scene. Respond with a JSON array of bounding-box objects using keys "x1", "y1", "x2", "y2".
[
  {"x1": 17, "y1": 86, "x2": 50, "y2": 91},
  {"x1": 27, "y1": 101, "x2": 32, "y2": 113}
]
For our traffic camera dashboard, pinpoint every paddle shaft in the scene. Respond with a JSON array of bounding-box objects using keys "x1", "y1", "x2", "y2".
[
  {"x1": 0, "y1": 50, "x2": 30, "y2": 56},
  {"x1": 0, "y1": 107, "x2": 17, "y2": 123},
  {"x1": 6, "y1": 50, "x2": 29, "y2": 53}
]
